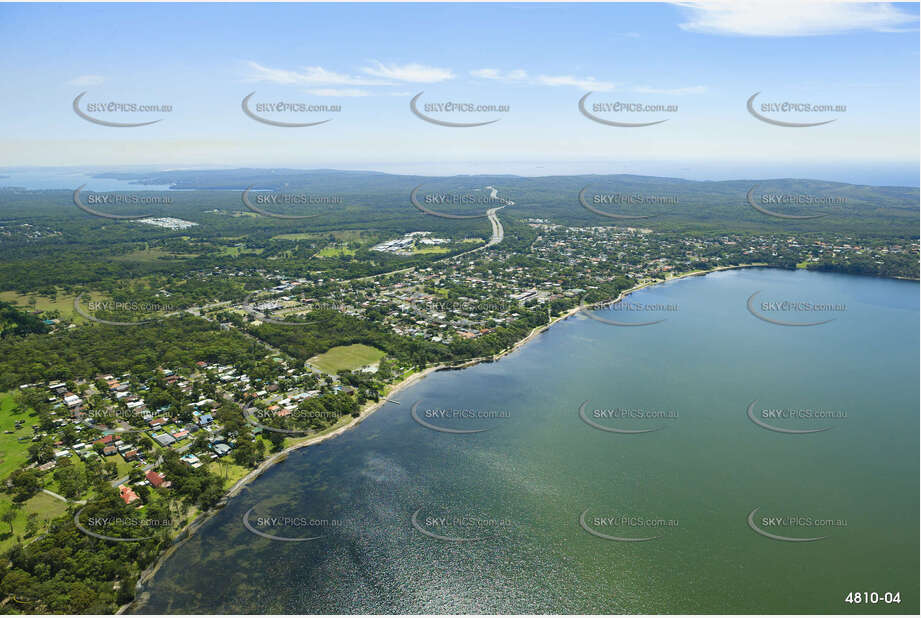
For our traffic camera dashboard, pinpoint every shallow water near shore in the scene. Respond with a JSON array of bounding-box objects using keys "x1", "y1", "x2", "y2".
[{"x1": 132, "y1": 268, "x2": 919, "y2": 614}]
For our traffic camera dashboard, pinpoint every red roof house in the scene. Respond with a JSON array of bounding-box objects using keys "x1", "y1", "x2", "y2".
[
  {"x1": 145, "y1": 469, "x2": 170, "y2": 488},
  {"x1": 118, "y1": 484, "x2": 140, "y2": 505}
]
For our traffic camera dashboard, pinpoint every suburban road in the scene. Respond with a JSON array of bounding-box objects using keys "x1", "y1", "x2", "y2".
[
  {"x1": 350, "y1": 203, "x2": 506, "y2": 283},
  {"x1": 485, "y1": 206, "x2": 504, "y2": 246}
]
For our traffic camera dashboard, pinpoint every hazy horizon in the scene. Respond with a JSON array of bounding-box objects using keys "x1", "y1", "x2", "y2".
[{"x1": 2, "y1": 160, "x2": 919, "y2": 188}]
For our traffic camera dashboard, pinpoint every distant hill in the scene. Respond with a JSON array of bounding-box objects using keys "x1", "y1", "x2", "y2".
[{"x1": 88, "y1": 168, "x2": 918, "y2": 236}]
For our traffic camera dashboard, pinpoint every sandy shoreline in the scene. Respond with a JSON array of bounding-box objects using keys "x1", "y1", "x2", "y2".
[{"x1": 124, "y1": 262, "x2": 768, "y2": 611}]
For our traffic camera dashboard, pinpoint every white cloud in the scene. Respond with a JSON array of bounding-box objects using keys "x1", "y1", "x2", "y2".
[
  {"x1": 67, "y1": 75, "x2": 105, "y2": 87},
  {"x1": 307, "y1": 88, "x2": 370, "y2": 97},
  {"x1": 536, "y1": 74, "x2": 615, "y2": 92},
  {"x1": 471, "y1": 68, "x2": 615, "y2": 91},
  {"x1": 470, "y1": 68, "x2": 529, "y2": 81},
  {"x1": 245, "y1": 61, "x2": 389, "y2": 86},
  {"x1": 633, "y1": 85, "x2": 707, "y2": 95},
  {"x1": 361, "y1": 61, "x2": 454, "y2": 83},
  {"x1": 676, "y1": 1, "x2": 918, "y2": 37}
]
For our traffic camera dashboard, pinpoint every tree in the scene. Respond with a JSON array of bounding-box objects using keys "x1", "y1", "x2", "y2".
[
  {"x1": 2, "y1": 507, "x2": 16, "y2": 534},
  {"x1": 10, "y1": 469, "x2": 42, "y2": 502},
  {"x1": 53, "y1": 465, "x2": 86, "y2": 499},
  {"x1": 28, "y1": 438, "x2": 54, "y2": 464},
  {"x1": 24, "y1": 513, "x2": 39, "y2": 538},
  {"x1": 266, "y1": 431, "x2": 285, "y2": 452}
]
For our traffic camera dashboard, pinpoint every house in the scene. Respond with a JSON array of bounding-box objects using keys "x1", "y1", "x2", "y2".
[
  {"x1": 149, "y1": 417, "x2": 168, "y2": 428},
  {"x1": 212, "y1": 443, "x2": 231, "y2": 457},
  {"x1": 118, "y1": 484, "x2": 140, "y2": 505},
  {"x1": 152, "y1": 433, "x2": 176, "y2": 447},
  {"x1": 94, "y1": 434, "x2": 115, "y2": 446},
  {"x1": 123, "y1": 449, "x2": 139, "y2": 462},
  {"x1": 145, "y1": 469, "x2": 170, "y2": 488},
  {"x1": 103, "y1": 445, "x2": 117, "y2": 456},
  {"x1": 180, "y1": 453, "x2": 202, "y2": 468},
  {"x1": 63, "y1": 394, "x2": 82, "y2": 408},
  {"x1": 198, "y1": 413, "x2": 214, "y2": 425}
]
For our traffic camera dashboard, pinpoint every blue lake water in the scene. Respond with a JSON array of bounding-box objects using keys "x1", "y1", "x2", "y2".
[{"x1": 133, "y1": 268, "x2": 919, "y2": 614}]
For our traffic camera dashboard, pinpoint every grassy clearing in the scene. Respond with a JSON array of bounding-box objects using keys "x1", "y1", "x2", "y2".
[
  {"x1": 273, "y1": 230, "x2": 367, "y2": 242},
  {"x1": 412, "y1": 246, "x2": 449, "y2": 255},
  {"x1": 317, "y1": 246, "x2": 356, "y2": 257},
  {"x1": 0, "y1": 391, "x2": 35, "y2": 481},
  {"x1": 0, "y1": 291, "x2": 82, "y2": 322},
  {"x1": 0, "y1": 492, "x2": 69, "y2": 552},
  {"x1": 309, "y1": 344, "x2": 386, "y2": 374},
  {"x1": 209, "y1": 459, "x2": 250, "y2": 490},
  {"x1": 110, "y1": 246, "x2": 198, "y2": 262},
  {"x1": 217, "y1": 245, "x2": 264, "y2": 257},
  {"x1": 272, "y1": 233, "x2": 317, "y2": 241}
]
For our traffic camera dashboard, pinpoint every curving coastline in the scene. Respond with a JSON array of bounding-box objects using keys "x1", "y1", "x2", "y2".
[{"x1": 124, "y1": 262, "x2": 770, "y2": 612}]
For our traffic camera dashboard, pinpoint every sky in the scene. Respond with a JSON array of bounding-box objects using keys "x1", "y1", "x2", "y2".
[{"x1": 0, "y1": 1, "x2": 919, "y2": 184}]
